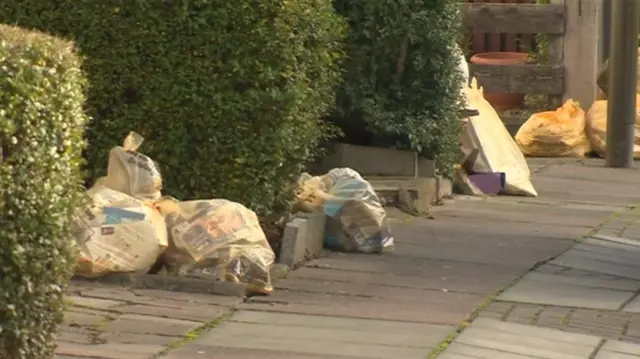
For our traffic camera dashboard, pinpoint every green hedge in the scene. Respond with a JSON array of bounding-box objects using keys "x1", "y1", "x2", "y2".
[
  {"x1": 0, "y1": 0, "x2": 345, "y2": 215},
  {"x1": 0, "y1": 24, "x2": 89, "y2": 359},
  {"x1": 332, "y1": 0, "x2": 464, "y2": 176}
]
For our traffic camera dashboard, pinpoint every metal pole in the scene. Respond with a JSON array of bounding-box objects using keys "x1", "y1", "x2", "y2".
[
  {"x1": 605, "y1": 0, "x2": 639, "y2": 168},
  {"x1": 600, "y1": 0, "x2": 611, "y2": 62}
]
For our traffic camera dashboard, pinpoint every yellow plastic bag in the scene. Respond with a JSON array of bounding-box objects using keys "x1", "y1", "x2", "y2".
[
  {"x1": 585, "y1": 97, "x2": 640, "y2": 159},
  {"x1": 72, "y1": 185, "x2": 168, "y2": 277},
  {"x1": 461, "y1": 78, "x2": 537, "y2": 197},
  {"x1": 98, "y1": 132, "x2": 162, "y2": 200},
  {"x1": 154, "y1": 197, "x2": 275, "y2": 295},
  {"x1": 515, "y1": 100, "x2": 591, "y2": 157},
  {"x1": 597, "y1": 47, "x2": 640, "y2": 97}
]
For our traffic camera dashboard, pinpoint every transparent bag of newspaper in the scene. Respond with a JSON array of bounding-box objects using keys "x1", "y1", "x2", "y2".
[
  {"x1": 295, "y1": 168, "x2": 394, "y2": 253},
  {"x1": 154, "y1": 197, "x2": 275, "y2": 295},
  {"x1": 72, "y1": 185, "x2": 168, "y2": 277},
  {"x1": 98, "y1": 131, "x2": 162, "y2": 200}
]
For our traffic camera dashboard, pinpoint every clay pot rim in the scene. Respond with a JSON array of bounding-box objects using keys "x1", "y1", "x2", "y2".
[{"x1": 470, "y1": 52, "x2": 531, "y2": 65}]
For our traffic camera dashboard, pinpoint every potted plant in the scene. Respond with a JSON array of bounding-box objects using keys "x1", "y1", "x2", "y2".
[{"x1": 470, "y1": 52, "x2": 530, "y2": 110}]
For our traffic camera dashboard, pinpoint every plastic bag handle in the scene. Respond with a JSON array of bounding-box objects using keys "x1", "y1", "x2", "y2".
[{"x1": 122, "y1": 131, "x2": 145, "y2": 151}]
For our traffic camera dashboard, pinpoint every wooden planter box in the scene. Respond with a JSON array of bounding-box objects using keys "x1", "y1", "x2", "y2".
[{"x1": 313, "y1": 143, "x2": 435, "y2": 178}]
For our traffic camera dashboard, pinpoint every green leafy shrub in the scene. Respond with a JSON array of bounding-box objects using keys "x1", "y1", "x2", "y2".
[
  {"x1": 0, "y1": 24, "x2": 89, "y2": 359},
  {"x1": 332, "y1": 0, "x2": 464, "y2": 176},
  {"x1": 0, "y1": 0, "x2": 345, "y2": 215}
]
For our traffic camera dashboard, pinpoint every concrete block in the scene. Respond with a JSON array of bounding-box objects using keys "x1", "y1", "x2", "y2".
[
  {"x1": 436, "y1": 176, "x2": 453, "y2": 202},
  {"x1": 316, "y1": 143, "x2": 435, "y2": 178},
  {"x1": 278, "y1": 214, "x2": 327, "y2": 269},
  {"x1": 417, "y1": 157, "x2": 436, "y2": 177},
  {"x1": 279, "y1": 218, "x2": 308, "y2": 269},
  {"x1": 296, "y1": 212, "x2": 326, "y2": 258},
  {"x1": 366, "y1": 177, "x2": 437, "y2": 214}
]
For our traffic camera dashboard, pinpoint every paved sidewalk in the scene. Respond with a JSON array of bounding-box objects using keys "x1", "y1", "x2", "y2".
[{"x1": 56, "y1": 158, "x2": 640, "y2": 359}]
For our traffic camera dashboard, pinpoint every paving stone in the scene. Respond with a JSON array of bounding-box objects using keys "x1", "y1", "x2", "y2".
[
  {"x1": 440, "y1": 342, "x2": 549, "y2": 359},
  {"x1": 56, "y1": 341, "x2": 162, "y2": 359},
  {"x1": 103, "y1": 313, "x2": 201, "y2": 337},
  {"x1": 595, "y1": 352, "x2": 640, "y2": 359},
  {"x1": 58, "y1": 327, "x2": 91, "y2": 344},
  {"x1": 194, "y1": 332, "x2": 426, "y2": 359},
  {"x1": 621, "y1": 295, "x2": 640, "y2": 313},
  {"x1": 598, "y1": 340, "x2": 640, "y2": 357},
  {"x1": 117, "y1": 303, "x2": 230, "y2": 322},
  {"x1": 506, "y1": 304, "x2": 542, "y2": 324},
  {"x1": 295, "y1": 260, "x2": 517, "y2": 295},
  {"x1": 536, "y1": 263, "x2": 570, "y2": 274},
  {"x1": 74, "y1": 286, "x2": 141, "y2": 302},
  {"x1": 191, "y1": 310, "x2": 450, "y2": 359},
  {"x1": 551, "y1": 243, "x2": 640, "y2": 280},
  {"x1": 230, "y1": 311, "x2": 447, "y2": 334},
  {"x1": 67, "y1": 296, "x2": 127, "y2": 310},
  {"x1": 162, "y1": 345, "x2": 371, "y2": 359},
  {"x1": 103, "y1": 332, "x2": 176, "y2": 346},
  {"x1": 64, "y1": 307, "x2": 114, "y2": 328},
  {"x1": 498, "y1": 272, "x2": 636, "y2": 310},
  {"x1": 447, "y1": 318, "x2": 600, "y2": 359},
  {"x1": 592, "y1": 234, "x2": 640, "y2": 248},
  {"x1": 241, "y1": 289, "x2": 482, "y2": 324},
  {"x1": 131, "y1": 289, "x2": 242, "y2": 306}
]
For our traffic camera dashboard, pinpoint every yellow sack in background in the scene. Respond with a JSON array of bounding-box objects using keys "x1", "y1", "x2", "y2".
[
  {"x1": 461, "y1": 78, "x2": 537, "y2": 197},
  {"x1": 585, "y1": 97, "x2": 640, "y2": 159},
  {"x1": 72, "y1": 185, "x2": 168, "y2": 277},
  {"x1": 98, "y1": 131, "x2": 162, "y2": 200},
  {"x1": 515, "y1": 100, "x2": 590, "y2": 157},
  {"x1": 154, "y1": 197, "x2": 275, "y2": 295}
]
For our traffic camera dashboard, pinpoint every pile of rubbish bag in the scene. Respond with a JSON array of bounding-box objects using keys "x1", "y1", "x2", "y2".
[
  {"x1": 71, "y1": 132, "x2": 275, "y2": 295},
  {"x1": 71, "y1": 132, "x2": 395, "y2": 295},
  {"x1": 515, "y1": 99, "x2": 591, "y2": 158},
  {"x1": 293, "y1": 168, "x2": 394, "y2": 254},
  {"x1": 511, "y1": 49, "x2": 640, "y2": 160},
  {"x1": 513, "y1": 97, "x2": 640, "y2": 160},
  {"x1": 585, "y1": 95, "x2": 640, "y2": 159},
  {"x1": 455, "y1": 78, "x2": 537, "y2": 197}
]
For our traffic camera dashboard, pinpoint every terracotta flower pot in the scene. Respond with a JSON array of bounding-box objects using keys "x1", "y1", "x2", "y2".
[{"x1": 470, "y1": 52, "x2": 530, "y2": 110}]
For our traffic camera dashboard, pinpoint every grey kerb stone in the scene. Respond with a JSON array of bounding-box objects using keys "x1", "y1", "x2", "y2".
[{"x1": 279, "y1": 212, "x2": 327, "y2": 269}]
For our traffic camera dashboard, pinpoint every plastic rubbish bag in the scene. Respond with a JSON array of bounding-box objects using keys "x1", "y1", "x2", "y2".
[
  {"x1": 154, "y1": 197, "x2": 275, "y2": 295},
  {"x1": 98, "y1": 131, "x2": 162, "y2": 200},
  {"x1": 295, "y1": 168, "x2": 394, "y2": 253},
  {"x1": 72, "y1": 185, "x2": 168, "y2": 277},
  {"x1": 461, "y1": 78, "x2": 537, "y2": 197},
  {"x1": 585, "y1": 97, "x2": 640, "y2": 159},
  {"x1": 515, "y1": 100, "x2": 591, "y2": 157},
  {"x1": 597, "y1": 47, "x2": 640, "y2": 97}
]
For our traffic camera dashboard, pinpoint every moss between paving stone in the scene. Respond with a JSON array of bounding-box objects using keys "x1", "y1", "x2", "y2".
[{"x1": 151, "y1": 312, "x2": 234, "y2": 358}]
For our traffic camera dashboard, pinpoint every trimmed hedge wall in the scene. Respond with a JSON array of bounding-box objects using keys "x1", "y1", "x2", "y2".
[
  {"x1": 0, "y1": 0, "x2": 345, "y2": 215},
  {"x1": 332, "y1": 0, "x2": 464, "y2": 176},
  {"x1": 0, "y1": 24, "x2": 89, "y2": 358}
]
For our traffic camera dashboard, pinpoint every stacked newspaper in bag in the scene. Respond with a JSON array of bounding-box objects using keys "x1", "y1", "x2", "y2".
[
  {"x1": 295, "y1": 168, "x2": 394, "y2": 253},
  {"x1": 154, "y1": 197, "x2": 275, "y2": 295},
  {"x1": 72, "y1": 185, "x2": 168, "y2": 277}
]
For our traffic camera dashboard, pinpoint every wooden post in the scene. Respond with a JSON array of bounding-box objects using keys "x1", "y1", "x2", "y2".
[
  {"x1": 558, "y1": 0, "x2": 602, "y2": 110},
  {"x1": 548, "y1": 0, "x2": 565, "y2": 108}
]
